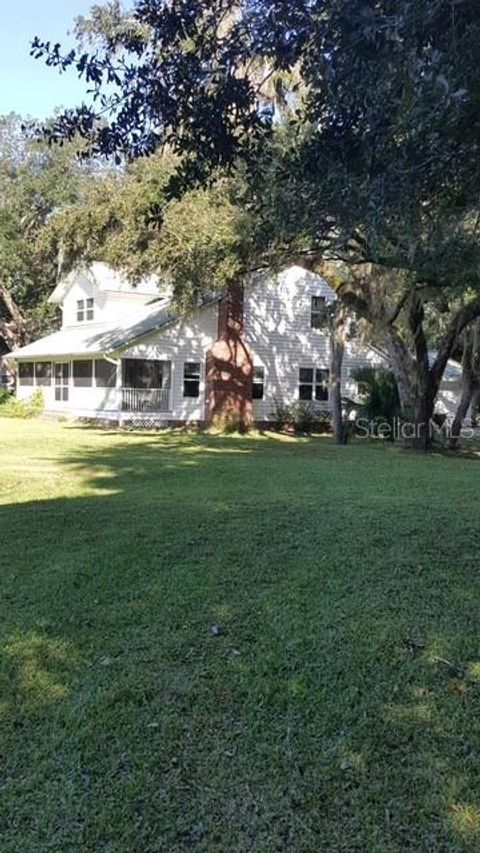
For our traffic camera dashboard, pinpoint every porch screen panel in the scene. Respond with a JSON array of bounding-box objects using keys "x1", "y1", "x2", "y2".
[
  {"x1": 123, "y1": 359, "x2": 163, "y2": 389},
  {"x1": 73, "y1": 360, "x2": 93, "y2": 387},
  {"x1": 18, "y1": 362, "x2": 34, "y2": 385},
  {"x1": 95, "y1": 359, "x2": 117, "y2": 388},
  {"x1": 35, "y1": 362, "x2": 52, "y2": 386}
]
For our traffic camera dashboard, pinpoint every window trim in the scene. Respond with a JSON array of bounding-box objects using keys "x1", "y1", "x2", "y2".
[
  {"x1": 183, "y1": 361, "x2": 201, "y2": 398},
  {"x1": 252, "y1": 365, "x2": 265, "y2": 400},
  {"x1": 77, "y1": 298, "x2": 94, "y2": 322},
  {"x1": 311, "y1": 295, "x2": 330, "y2": 330},
  {"x1": 299, "y1": 366, "x2": 330, "y2": 402}
]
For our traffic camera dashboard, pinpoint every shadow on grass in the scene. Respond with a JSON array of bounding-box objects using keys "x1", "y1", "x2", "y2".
[{"x1": 1, "y1": 430, "x2": 480, "y2": 850}]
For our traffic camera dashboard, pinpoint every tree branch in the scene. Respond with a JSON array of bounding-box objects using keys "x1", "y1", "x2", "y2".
[
  {"x1": 431, "y1": 297, "x2": 480, "y2": 385},
  {"x1": 0, "y1": 284, "x2": 24, "y2": 328}
]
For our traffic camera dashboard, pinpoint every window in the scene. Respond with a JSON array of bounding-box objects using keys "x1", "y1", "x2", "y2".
[
  {"x1": 18, "y1": 362, "x2": 34, "y2": 385},
  {"x1": 77, "y1": 298, "x2": 94, "y2": 322},
  {"x1": 299, "y1": 367, "x2": 330, "y2": 401},
  {"x1": 34, "y1": 362, "x2": 52, "y2": 386},
  {"x1": 73, "y1": 360, "x2": 93, "y2": 387},
  {"x1": 252, "y1": 366, "x2": 265, "y2": 400},
  {"x1": 95, "y1": 359, "x2": 117, "y2": 388},
  {"x1": 356, "y1": 381, "x2": 368, "y2": 398},
  {"x1": 311, "y1": 296, "x2": 330, "y2": 329},
  {"x1": 183, "y1": 362, "x2": 200, "y2": 398}
]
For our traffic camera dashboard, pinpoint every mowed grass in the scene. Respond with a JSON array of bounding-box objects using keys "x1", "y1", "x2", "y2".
[{"x1": 1, "y1": 419, "x2": 480, "y2": 852}]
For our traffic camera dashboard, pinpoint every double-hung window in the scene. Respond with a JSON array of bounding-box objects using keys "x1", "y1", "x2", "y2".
[
  {"x1": 299, "y1": 367, "x2": 330, "y2": 401},
  {"x1": 311, "y1": 296, "x2": 329, "y2": 329},
  {"x1": 252, "y1": 366, "x2": 265, "y2": 400},
  {"x1": 183, "y1": 362, "x2": 200, "y2": 398}
]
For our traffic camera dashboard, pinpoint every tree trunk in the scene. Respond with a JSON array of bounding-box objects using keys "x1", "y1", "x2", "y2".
[
  {"x1": 335, "y1": 270, "x2": 480, "y2": 452},
  {"x1": 385, "y1": 330, "x2": 437, "y2": 450},
  {"x1": 448, "y1": 378, "x2": 477, "y2": 449},
  {"x1": 448, "y1": 322, "x2": 480, "y2": 449},
  {"x1": 411, "y1": 388, "x2": 436, "y2": 451},
  {"x1": 0, "y1": 284, "x2": 26, "y2": 351},
  {"x1": 385, "y1": 330, "x2": 415, "y2": 417},
  {"x1": 330, "y1": 305, "x2": 347, "y2": 444}
]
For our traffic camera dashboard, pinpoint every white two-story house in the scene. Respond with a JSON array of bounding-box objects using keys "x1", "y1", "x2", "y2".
[{"x1": 10, "y1": 262, "x2": 462, "y2": 425}]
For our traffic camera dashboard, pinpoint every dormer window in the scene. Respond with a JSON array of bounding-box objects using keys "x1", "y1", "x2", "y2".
[
  {"x1": 311, "y1": 296, "x2": 329, "y2": 329},
  {"x1": 77, "y1": 298, "x2": 94, "y2": 322}
]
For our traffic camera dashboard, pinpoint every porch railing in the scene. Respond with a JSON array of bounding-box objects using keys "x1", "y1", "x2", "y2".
[{"x1": 121, "y1": 387, "x2": 171, "y2": 412}]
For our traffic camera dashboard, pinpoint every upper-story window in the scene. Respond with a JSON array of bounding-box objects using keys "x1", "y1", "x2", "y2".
[
  {"x1": 252, "y1": 366, "x2": 265, "y2": 400},
  {"x1": 311, "y1": 295, "x2": 330, "y2": 329},
  {"x1": 77, "y1": 298, "x2": 94, "y2": 322}
]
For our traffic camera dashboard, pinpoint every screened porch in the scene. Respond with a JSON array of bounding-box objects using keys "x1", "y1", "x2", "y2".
[
  {"x1": 121, "y1": 358, "x2": 171, "y2": 412},
  {"x1": 17, "y1": 357, "x2": 173, "y2": 414}
]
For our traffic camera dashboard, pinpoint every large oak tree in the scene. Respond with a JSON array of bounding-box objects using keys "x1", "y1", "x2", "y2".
[{"x1": 33, "y1": 0, "x2": 480, "y2": 446}]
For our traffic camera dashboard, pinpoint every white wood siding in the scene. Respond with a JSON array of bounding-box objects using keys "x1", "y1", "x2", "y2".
[
  {"x1": 61, "y1": 274, "x2": 158, "y2": 328},
  {"x1": 18, "y1": 265, "x2": 466, "y2": 423},
  {"x1": 243, "y1": 266, "x2": 386, "y2": 420},
  {"x1": 121, "y1": 302, "x2": 219, "y2": 421}
]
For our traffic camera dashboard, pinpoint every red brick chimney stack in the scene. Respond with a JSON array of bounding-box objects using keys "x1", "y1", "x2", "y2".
[{"x1": 205, "y1": 281, "x2": 253, "y2": 427}]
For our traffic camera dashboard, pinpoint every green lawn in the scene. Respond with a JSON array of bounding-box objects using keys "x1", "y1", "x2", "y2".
[{"x1": 1, "y1": 419, "x2": 480, "y2": 852}]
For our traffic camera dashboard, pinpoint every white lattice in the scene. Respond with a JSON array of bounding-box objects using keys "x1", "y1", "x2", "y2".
[{"x1": 126, "y1": 417, "x2": 170, "y2": 431}]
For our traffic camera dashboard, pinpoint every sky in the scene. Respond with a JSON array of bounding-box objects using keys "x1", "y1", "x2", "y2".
[{"x1": 0, "y1": 0, "x2": 101, "y2": 119}]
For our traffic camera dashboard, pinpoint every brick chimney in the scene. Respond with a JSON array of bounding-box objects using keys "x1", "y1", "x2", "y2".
[{"x1": 205, "y1": 281, "x2": 253, "y2": 427}]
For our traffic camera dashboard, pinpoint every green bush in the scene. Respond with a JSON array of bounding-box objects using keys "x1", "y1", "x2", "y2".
[
  {"x1": 0, "y1": 390, "x2": 44, "y2": 419},
  {"x1": 271, "y1": 399, "x2": 331, "y2": 434},
  {"x1": 271, "y1": 398, "x2": 292, "y2": 432},
  {"x1": 351, "y1": 367, "x2": 400, "y2": 439},
  {"x1": 0, "y1": 387, "x2": 10, "y2": 405}
]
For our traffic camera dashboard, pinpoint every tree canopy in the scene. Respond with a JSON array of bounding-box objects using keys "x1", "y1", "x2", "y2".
[{"x1": 0, "y1": 114, "x2": 110, "y2": 351}]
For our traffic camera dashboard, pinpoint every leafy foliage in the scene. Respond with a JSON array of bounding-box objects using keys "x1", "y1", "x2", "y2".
[
  {"x1": 0, "y1": 389, "x2": 44, "y2": 418},
  {"x1": 270, "y1": 398, "x2": 331, "y2": 434},
  {"x1": 0, "y1": 114, "x2": 110, "y2": 350},
  {"x1": 351, "y1": 367, "x2": 401, "y2": 440}
]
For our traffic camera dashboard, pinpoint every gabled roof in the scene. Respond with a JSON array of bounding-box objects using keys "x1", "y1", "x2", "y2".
[
  {"x1": 11, "y1": 298, "x2": 176, "y2": 359},
  {"x1": 11, "y1": 290, "x2": 222, "y2": 360},
  {"x1": 49, "y1": 262, "x2": 161, "y2": 305}
]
